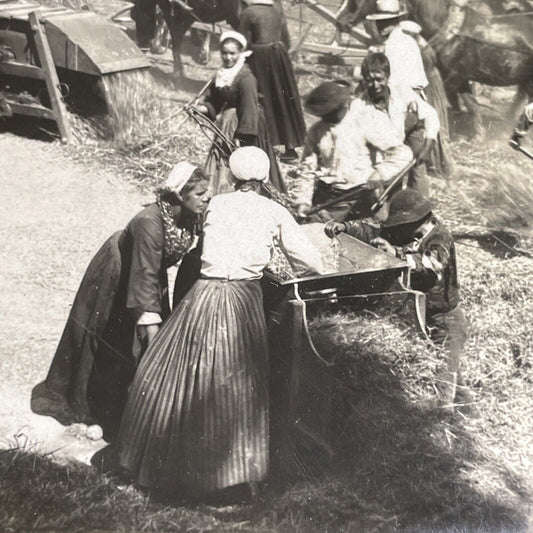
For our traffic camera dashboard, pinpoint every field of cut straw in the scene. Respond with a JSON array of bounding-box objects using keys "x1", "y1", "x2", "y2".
[{"x1": 1, "y1": 0, "x2": 533, "y2": 531}]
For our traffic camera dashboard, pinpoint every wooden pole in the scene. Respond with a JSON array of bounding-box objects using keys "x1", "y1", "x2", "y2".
[
  {"x1": 29, "y1": 11, "x2": 72, "y2": 143},
  {"x1": 299, "y1": 0, "x2": 373, "y2": 46}
]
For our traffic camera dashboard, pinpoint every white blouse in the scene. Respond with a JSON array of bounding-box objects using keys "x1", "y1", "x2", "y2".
[{"x1": 200, "y1": 190, "x2": 324, "y2": 280}]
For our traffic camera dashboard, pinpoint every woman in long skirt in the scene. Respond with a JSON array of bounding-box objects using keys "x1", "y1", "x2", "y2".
[
  {"x1": 116, "y1": 147, "x2": 323, "y2": 499},
  {"x1": 31, "y1": 164, "x2": 210, "y2": 435},
  {"x1": 240, "y1": 0, "x2": 307, "y2": 160},
  {"x1": 197, "y1": 30, "x2": 284, "y2": 194}
]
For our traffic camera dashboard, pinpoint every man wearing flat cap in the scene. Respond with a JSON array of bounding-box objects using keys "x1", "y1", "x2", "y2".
[{"x1": 325, "y1": 189, "x2": 473, "y2": 412}]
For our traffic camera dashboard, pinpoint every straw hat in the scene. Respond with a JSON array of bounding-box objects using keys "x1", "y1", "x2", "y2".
[
  {"x1": 366, "y1": 0, "x2": 407, "y2": 21},
  {"x1": 382, "y1": 189, "x2": 433, "y2": 228},
  {"x1": 229, "y1": 147, "x2": 270, "y2": 182}
]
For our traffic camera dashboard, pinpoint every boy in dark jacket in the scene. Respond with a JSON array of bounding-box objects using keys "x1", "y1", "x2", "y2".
[{"x1": 325, "y1": 189, "x2": 473, "y2": 412}]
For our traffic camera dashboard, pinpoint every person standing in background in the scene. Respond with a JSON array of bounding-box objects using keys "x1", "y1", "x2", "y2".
[
  {"x1": 240, "y1": 0, "x2": 307, "y2": 161},
  {"x1": 366, "y1": 0, "x2": 428, "y2": 92},
  {"x1": 196, "y1": 31, "x2": 284, "y2": 194}
]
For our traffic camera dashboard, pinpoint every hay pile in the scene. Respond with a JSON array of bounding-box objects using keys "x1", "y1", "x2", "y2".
[
  {"x1": 434, "y1": 139, "x2": 533, "y2": 242},
  {"x1": 308, "y1": 311, "x2": 444, "y2": 404},
  {"x1": 67, "y1": 70, "x2": 211, "y2": 187}
]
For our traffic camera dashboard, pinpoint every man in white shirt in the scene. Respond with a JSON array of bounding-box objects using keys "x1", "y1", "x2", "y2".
[
  {"x1": 294, "y1": 80, "x2": 413, "y2": 222},
  {"x1": 352, "y1": 52, "x2": 439, "y2": 197},
  {"x1": 366, "y1": 0, "x2": 428, "y2": 93},
  {"x1": 294, "y1": 54, "x2": 439, "y2": 221}
]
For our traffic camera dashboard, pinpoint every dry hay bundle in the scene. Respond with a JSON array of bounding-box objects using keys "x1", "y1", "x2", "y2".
[
  {"x1": 307, "y1": 310, "x2": 446, "y2": 405},
  {"x1": 438, "y1": 140, "x2": 533, "y2": 244},
  {"x1": 67, "y1": 69, "x2": 211, "y2": 188}
]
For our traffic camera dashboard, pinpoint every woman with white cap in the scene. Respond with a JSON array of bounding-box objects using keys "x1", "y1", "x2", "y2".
[
  {"x1": 31, "y1": 163, "x2": 210, "y2": 436},
  {"x1": 116, "y1": 147, "x2": 323, "y2": 501},
  {"x1": 196, "y1": 30, "x2": 283, "y2": 194}
]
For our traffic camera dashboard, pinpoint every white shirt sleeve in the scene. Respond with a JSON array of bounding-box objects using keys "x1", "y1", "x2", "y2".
[
  {"x1": 274, "y1": 205, "x2": 325, "y2": 276},
  {"x1": 414, "y1": 96, "x2": 440, "y2": 140},
  {"x1": 137, "y1": 311, "x2": 163, "y2": 326}
]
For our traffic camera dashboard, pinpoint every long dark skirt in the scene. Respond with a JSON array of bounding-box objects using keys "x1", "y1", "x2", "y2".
[
  {"x1": 248, "y1": 42, "x2": 306, "y2": 148},
  {"x1": 31, "y1": 232, "x2": 162, "y2": 435},
  {"x1": 117, "y1": 279, "x2": 269, "y2": 498},
  {"x1": 205, "y1": 107, "x2": 284, "y2": 194}
]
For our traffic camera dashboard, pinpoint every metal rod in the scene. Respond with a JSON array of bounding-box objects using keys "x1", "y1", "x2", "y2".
[
  {"x1": 306, "y1": 158, "x2": 416, "y2": 218},
  {"x1": 370, "y1": 158, "x2": 416, "y2": 212},
  {"x1": 510, "y1": 140, "x2": 533, "y2": 160}
]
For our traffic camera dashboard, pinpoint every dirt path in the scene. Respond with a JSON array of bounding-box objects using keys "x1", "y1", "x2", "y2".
[{"x1": 0, "y1": 134, "x2": 148, "y2": 463}]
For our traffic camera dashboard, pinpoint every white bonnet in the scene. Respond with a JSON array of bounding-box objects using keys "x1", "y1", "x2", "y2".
[
  {"x1": 219, "y1": 30, "x2": 247, "y2": 50},
  {"x1": 163, "y1": 162, "x2": 198, "y2": 193},
  {"x1": 229, "y1": 147, "x2": 270, "y2": 182}
]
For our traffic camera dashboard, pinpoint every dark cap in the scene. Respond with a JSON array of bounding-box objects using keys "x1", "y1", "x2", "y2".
[
  {"x1": 382, "y1": 189, "x2": 433, "y2": 228},
  {"x1": 304, "y1": 81, "x2": 350, "y2": 117}
]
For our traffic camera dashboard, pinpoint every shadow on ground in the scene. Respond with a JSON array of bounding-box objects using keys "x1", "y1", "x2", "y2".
[{"x1": 4, "y1": 317, "x2": 531, "y2": 532}]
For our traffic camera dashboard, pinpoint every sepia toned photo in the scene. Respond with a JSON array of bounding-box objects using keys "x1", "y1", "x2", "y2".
[{"x1": 1, "y1": 0, "x2": 532, "y2": 530}]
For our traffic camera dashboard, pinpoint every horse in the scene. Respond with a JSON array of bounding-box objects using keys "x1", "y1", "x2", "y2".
[
  {"x1": 133, "y1": 0, "x2": 242, "y2": 80},
  {"x1": 335, "y1": 0, "x2": 533, "y2": 138}
]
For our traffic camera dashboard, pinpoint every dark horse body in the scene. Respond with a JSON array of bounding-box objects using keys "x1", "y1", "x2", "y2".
[
  {"x1": 336, "y1": 0, "x2": 533, "y2": 137},
  {"x1": 134, "y1": 0, "x2": 242, "y2": 79}
]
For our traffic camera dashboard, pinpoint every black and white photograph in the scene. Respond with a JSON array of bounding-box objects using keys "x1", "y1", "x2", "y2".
[{"x1": 1, "y1": 0, "x2": 532, "y2": 530}]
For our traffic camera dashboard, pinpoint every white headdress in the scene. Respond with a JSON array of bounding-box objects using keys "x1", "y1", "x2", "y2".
[
  {"x1": 163, "y1": 162, "x2": 197, "y2": 194},
  {"x1": 216, "y1": 31, "x2": 252, "y2": 88},
  {"x1": 229, "y1": 147, "x2": 270, "y2": 182}
]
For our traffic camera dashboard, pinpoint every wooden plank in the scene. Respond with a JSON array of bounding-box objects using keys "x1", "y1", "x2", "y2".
[
  {"x1": 0, "y1": 5, "x2": 70, "y2": 20},
  {"x1": 4, "y1": 100, "x2": 56, "y2": 120},
  {"x1": 0, "y1": 5, "x2": 41, "y2": 15},
  {"x1": 300, "y1": 41, "x2": 367, "y2": 56},
  {"x1": 190, "y1": 20, "x2": 230, "y2": 34},
  {"x1": 299, "y1": 0, "x2": 373, "y2": 46},
  {"x1": 0, "y1": 61, "x2": 45, "y2": 80},
  {"x1": 289, "y1": 21, "x2": 313, "y2": 55},
  {"x1": 28, "y1": 11, "x2": 72, "y2": 143}
]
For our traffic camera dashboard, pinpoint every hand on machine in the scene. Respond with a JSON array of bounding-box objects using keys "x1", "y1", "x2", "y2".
[{"x1": 369, "y1": 236, "x2": 396, "y2": 255}]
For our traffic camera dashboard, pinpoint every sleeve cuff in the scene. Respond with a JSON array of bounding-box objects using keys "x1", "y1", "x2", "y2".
[
  {"x1": 137, "y1": 312, "x2": 163, "y2": 326},
  {"x1": 405, "y1": 254, "x2": 417, "y2": 269}
]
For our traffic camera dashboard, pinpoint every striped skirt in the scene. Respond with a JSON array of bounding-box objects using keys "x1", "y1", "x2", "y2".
[{"x1": 117, "y1": 278, "x2": 269, "y2": 497}]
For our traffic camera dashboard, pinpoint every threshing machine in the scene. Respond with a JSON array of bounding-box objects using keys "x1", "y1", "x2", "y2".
[
  {"x1": 263, "y1": 224, "x2": 426, "y2": 463},
  {"x1": 0, "y1": 0, "x2": 150, "y2": 141}
]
